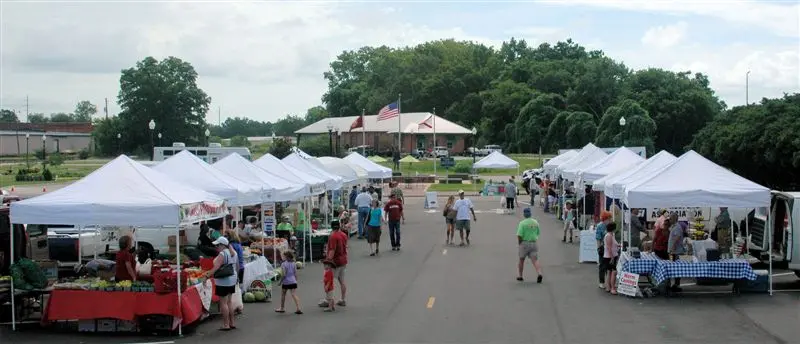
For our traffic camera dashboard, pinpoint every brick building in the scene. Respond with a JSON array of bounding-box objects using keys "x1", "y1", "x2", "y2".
[
  {"x1": 0, "y1": 122, "x2": 93, "y2": 156},
  {"x1": 295, "y1": 112, "x2": 473, "y2": 155}
]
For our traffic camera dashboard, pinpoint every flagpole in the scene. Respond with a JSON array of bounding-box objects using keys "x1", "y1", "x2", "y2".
[
  {"x1": 361, "y1": 108, "x2": 366, "y2": 156},
  {"x1": 433, "y1": 107, "x2": 437, "y2": 178},
  {"x1": 397, "y1": 93, "x2": 402, "y2": 154}
]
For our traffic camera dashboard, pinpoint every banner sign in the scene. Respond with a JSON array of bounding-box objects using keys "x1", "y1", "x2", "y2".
[
  {"x1": 617, "y1": 271, "x2": 640, "y2": 297},
  {"x1": 645, "y1": 207, "x2": 711, "y2": 222},
  {"x1": 180, "y1": 201, "x2": 228, "y2": 224}
]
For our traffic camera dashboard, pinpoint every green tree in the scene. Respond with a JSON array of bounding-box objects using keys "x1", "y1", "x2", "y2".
[
  {"x1": 230, "y1": 135, "x2": 250, "y2": 147},
  {"x1": 691, "y1": 93, "x2": 800, "y2": 189},
  {"x1": 513, "y1": 92, "x2": 565, "y2": 153},
  {"x1": 304, "y1": 106, "x2": 329, "y2": 124},
  {"x1": 117, "y1": 56, "x2": 211, "y2": 154},
  {"x1": 273, "y1": 115, "x2": 307, "y2": 136},
  {"x1": 49, "y1": 112, "x2": 74, "y2": 122},
  {"x1": 28, "y1": 113, "x2": 49, "y2": 123},
  {"x1": 298, "y1": 136, "x2": 331, "y2": 157},
  {"x1": 269, "y1": 137, "x2": 293, "y2": 159},
  {"x1": 544, "y1": 111, "x2": 570, "y2": 152},
  {"x1": 0, "y1": 109, "x2": 18, "y2": 122},
  {"x1": 595, "y1": 99, "x2": 657, "y2": 153},
  {"x1": 73, "y1": 101, "x2": 97, "y2": 122},
  {"x1": 564, "y1": 111, "x2": 597, "y2": 148},
  {"x1": 92, "y1": 117, "x2": 124, "y2": 156}
]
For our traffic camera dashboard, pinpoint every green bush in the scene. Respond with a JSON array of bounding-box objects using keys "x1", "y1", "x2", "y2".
[
  {"x1": 34, "y1": 149, "x2": 45, "y2": 160},
  {"x1": 48, "y1": 152, "x2": 64, "y2": 166},
  {"x1": 42, "y1": 168, "x2": 54, "y2": 181},
  {"x1": 78, "y1": 148, "x2": 90, "y2": 160}
]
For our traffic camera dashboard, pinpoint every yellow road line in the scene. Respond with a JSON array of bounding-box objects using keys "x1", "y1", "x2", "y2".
[{"x1": 426, "y1": 297, "x2": 436, "y2": 309}]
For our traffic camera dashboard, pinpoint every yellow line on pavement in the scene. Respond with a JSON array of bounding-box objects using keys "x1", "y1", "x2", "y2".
[{"x1": 426, "y1": 297, "x2": 436, "y2": 308}]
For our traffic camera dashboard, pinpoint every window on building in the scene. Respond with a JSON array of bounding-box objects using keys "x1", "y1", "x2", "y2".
[
  {"x1": 446, "y1": 135, "x2": 455, "y2": 149},
  {"x1": 163, "y1": 150, "x2": 174, "y2": 156}
]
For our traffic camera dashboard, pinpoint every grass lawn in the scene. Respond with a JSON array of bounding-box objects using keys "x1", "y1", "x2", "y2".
[
  {"x1": 0, "y1": 161, "x2": 101, "y2": 187},
  {"x1": 379, "y1": 157, "x2": 543, "y2": 176},
  {"x1": 425, "y1": 183, "x2": 484, "y2": 192}
]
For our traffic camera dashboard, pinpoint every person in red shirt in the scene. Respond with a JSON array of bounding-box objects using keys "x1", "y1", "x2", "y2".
[
  {"x1": 384, "y1": 193, "x2": 404, "y2": 251},
  {"x1": 321, "y1": 260, "x2": 336, "y2": 312},
  {"x1": 320, "y1": 220, "x2": 348, "y2": 308},
  {"x1": 115, "y1": 235, "x2": 137, "y2": 282},
  {"x1": 653, "y1": 217, "x2": 671, "y2": 260}
]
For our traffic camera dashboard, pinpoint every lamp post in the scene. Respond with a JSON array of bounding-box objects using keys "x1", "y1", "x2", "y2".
[
  {"x1": 41, "y1": 134, "x2": 47, "y2": 164},
  {"x1": 471, "y1": 127, "x2": 478, "y2": 163},
  {"x1": 116, "y1": 133, "x2": 121, "y2": 155},
  {"x1": 618, "y1": 116, "x2": 627, "y2": 146},
  {"x1": 746, "y1": 70, "x2": 751, "y2": 105},
  {"x1": 158, "y1": 132, "x2": 162, "y2": 146},
  {"x1": 204, "y1": 128, "x2": 210, "y2": 146},
  {"x1": 326, "y1": 122, "x2": 334, "y2": 156},
  {"x1": 148, "y1": 119, "x2": 156, "y2": 161},
  {"x1": 25, "y1": 133, "x2": 30, "y2": 168},
  {"x1": 336, "y1": 127, "x2": 341, "y2": 156}
]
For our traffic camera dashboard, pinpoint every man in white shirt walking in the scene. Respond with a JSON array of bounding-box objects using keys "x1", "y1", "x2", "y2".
[
  {"x1": 354, "y1": 187, "x2": 373, "y2": 240},
  {"x1": 453, "y1": 190, "x2": 477, "y2": 246}
]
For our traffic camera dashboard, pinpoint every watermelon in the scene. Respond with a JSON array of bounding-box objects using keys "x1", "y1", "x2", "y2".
[
  {"x1": 295, "y1": 262, "x2": 305, "y2": 269},
  {"x1": 254, "y1": 291, "x2": 266, "y2": 301},
  {"x1": 250, "y1": 280, "x2": 267, "y2": 289},
  {"x1": 243, "y1": 292, "x2": 256, "y2": 303}
]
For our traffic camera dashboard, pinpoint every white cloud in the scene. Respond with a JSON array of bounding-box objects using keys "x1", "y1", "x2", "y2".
[
  {"x1": 641, "y1": 22, "x2": 688, "y2": 49},
  {"x1": 559, "y1": 0, "x2": 800, "y2": 38}
]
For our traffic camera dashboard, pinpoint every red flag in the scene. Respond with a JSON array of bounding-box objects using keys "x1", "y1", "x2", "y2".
[{"x1": 349, "y1": 115, "x2": 363, "y2": 131}]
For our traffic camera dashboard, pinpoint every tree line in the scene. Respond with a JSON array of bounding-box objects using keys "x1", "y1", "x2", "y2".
[{"x1": 0, "y1": 100, "x2": 97, "y2": 124}]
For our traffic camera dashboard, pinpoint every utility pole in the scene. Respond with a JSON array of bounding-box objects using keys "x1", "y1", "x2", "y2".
[
  {"x1": 14, "y1": 110, "x2": 21, "y2": 155},
  {"x1": 25, "y1": 95, "x2": 29, "y2": 122},
  {"x1": 745, "y1": 71, "x2": 750, "y2": 106},
  {"x1": 104, "y1": 98, "x2": 109, "y2": 119}
]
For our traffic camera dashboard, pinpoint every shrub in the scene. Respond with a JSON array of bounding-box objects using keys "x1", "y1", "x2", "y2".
[
  {"x1": 48, "y1": 152, "x2": 64, "y2": 166},
  {"x1": 453, "y1": 162, "x2": 473, "y2": 174},
  {"x1": 42, "y1": 168, "x2": 54, "y2": 181},
  {"x1": 78, "y1": 148, "x2": 90, "y2": 160}
]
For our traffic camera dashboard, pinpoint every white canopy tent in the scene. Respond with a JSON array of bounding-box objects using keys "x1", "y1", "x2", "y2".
[
  {"x1": 343, "y1": 152, "x2": 393, "y2": 179},
  {"x1": 473, "y1": 151, "x2": 520, "y2": 170},
  {"x1": 283, "y1": 153, "x2": 344, "y2": 190},
  {"x1": 579, "y1": 147, "x2": 644, "y2": 184},
  {"x1": 253, "y1": 154, "x2": 326, "y2": 195},
  {"x1": 9, "y1": 155, "x2": 227, "y2": 333},
  {"x1": 605, "y1": 150, "x2": 677, "y2": 199},
  {"x1": 154, "y1": 150, "x2": 263, "y2": 206},
  {"x1": 625, "y1": 150, "x2": 771, "y2": 208},
  {"x1": 543, "y1": 150, "x2": 578, "y2": 177},
  {"x1": 340, "y1": 159, "x2": 369, "y2": 181},
  {"x1": 214, "y1": 153, "x2": 308, "y2": 201},
  {"x1": 560, "y1": 146, "x2": 608, "y2": 182},
  {"x1": 316, "y1": 157, "x2": 363, "y2": 185},
  {"x1": 290, "y1": 147, "x2": 314, "y2": 159}
]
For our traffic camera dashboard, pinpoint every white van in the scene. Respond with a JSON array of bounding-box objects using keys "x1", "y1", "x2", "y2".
[{"x1": 746, "y1": 191, "x2": 799, "y2": 277}]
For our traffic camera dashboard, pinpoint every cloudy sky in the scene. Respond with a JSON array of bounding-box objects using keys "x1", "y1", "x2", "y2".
[{"x1": 1, "y1": 0, "x2": 798, "y2": 124}]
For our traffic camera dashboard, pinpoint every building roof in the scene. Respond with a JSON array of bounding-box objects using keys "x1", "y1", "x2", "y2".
[
  {"x1": 0, "y1": 122, "x2": 93, "y2": 134},
  {"x1": 0, "y1": 130, "x2": 91, "y2": 137},
  {"x1": 295, "y1": 113, "x2": 472, "y2": 135}
]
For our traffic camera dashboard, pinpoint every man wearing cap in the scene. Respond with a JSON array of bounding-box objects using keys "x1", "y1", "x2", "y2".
[
  {"x1": 453, "y1": 190, "x2": 477, "y2": 246},
  {"x1": 517, "y1": 208, "x2": 543, "y2": 283},
  {"x1": 354, "y1": 187, "x2": 373, "y2": 239}
]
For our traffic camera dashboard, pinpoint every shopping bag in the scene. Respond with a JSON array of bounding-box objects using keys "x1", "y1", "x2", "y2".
[{"x1": 231, "y1": 284, "x2": 244, "y2": 312}]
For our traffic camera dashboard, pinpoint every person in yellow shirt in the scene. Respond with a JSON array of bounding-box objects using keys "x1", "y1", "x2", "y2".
[
  {"x1": 516, "y1": 208, "x2": 543, "y2": 283},
  {"x1": 276, "y1": 216, "x2": 296, "y2": 250}
]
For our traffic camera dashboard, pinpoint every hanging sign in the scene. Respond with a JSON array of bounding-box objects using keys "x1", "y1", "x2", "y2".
[
  {"x1": 645, "y1": 207, "x2": 711, "y2": 222},
  {"x1": 262, "y1": 203, "x2": 276, "y2": 234}
]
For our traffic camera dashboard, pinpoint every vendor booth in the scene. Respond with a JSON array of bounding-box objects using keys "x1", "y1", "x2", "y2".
[
  {"x1": 344, "y1": 152, "x2": 393, "y2": 179},
  {"x1": 543, "y1": 150, "x2": 578, "y2": 178},
  {"x1": 620, "y1": 151, "x2": 772, "y2": 296},
  {"x1": 9, "y1": 155, "x2": 228, "y2": 333},
  {"x1": 473, "y1": 151, "x2": 519, "y2": 171},
  {"x1": 253, "y1": 154, "x2": 326, "y2": 195}
]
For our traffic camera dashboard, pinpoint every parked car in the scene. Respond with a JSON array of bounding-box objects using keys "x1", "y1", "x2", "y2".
[
  {"x1": 433, "y1": 146, "x2": 449, "y2": 158},
  {"x1": 521, "y1": 169, "x2": 544, "y2": 195},
  {"x1": 484, "y1": 145, "x2": 503, "y2": 154}
]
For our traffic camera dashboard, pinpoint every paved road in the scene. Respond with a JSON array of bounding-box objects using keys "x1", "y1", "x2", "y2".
[{"x1": 3, "y1": 197, "x2": 799, "y2": 344}]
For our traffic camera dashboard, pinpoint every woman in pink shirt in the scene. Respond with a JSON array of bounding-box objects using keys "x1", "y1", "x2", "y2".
[
  {"x1": 603, "y1": 223, "x2": 620, "y2": 295},
  {"x1": 654, "y1": 209, "x2": 667, "y2": 233}
]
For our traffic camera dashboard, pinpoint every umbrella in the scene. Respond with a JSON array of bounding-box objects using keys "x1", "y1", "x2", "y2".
[
  {"x1": 368, "y1": 155, "x2": 388, "y2": 163},
  {"x1": 399, "y1": 155, "x2": 420, "y2": 163}
]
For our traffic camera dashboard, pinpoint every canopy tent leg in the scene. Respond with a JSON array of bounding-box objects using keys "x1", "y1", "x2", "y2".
[
  {"x1": 10, "y1": 221, "x2": 15, "y2": 331},
  {"x1": 308, "y1": 197, "x2": 313, "y2": 263},
  {"x1": 78, "y1": 225, "x2": 82, "y2": 267},
  {"x1": 176, "y1": 222, "x2": 183, "y2": 337},
  {"x1": 767, "y1": 211, "x2": 773, "y2": 296}
]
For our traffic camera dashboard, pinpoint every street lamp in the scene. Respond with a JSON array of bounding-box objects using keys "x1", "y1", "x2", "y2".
[
  {"x1": 117, "y1": 133, "x2": 121, "y2": 155},
  {"x1": 25, "y1": 133, "x2": 30, "y2": 168},
  {"x1": 746, "y1": 70, "x2": 751, "y2": 105},
  {"x1": 471, "y1": 127, "x2": 478, "y2": 163},
  {"x1": 618, "y1": 116, "x2": 626, "y2": 146},
  {"x1": 41, "y1": 134, "x2": 47, "y2": 164},
  {"x1": 158, "y1": 132, "x2": 162, "y2": 146},
  {"x1": 326, "y1": 121, "x2": 334, "y2": 156},
  {"x1": 335, "y1": 127, "x2": 341, "y2": 156},
  {"x1": 204, "y1": 128, "x2": 210, "y2": 146},
  {"x1": 148, "y1": 119, "x2": 156, "y2": 161}
]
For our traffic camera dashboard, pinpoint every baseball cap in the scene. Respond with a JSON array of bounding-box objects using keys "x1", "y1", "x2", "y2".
[
  {"x1": 211, "y1": 237, "x2": 229, "y2": 246},
  {"x1": 458, "y1": 189, "x2": 465, "y2": 194},
  {"x1": 523, "y1": 208, "x2": 532, "y2": 217}
]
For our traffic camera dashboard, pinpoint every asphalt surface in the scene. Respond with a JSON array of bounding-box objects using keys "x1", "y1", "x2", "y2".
[{"x1": 2, "y1": 197, "x2": 800, "y2": 344}]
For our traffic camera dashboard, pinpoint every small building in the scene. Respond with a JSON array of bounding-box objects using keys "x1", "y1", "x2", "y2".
[
  {"x1": 0, "y1": 122, "x2": 93, "y2": 156},
  {"x1": 295, "y1": 112, "x2": 473, "y2": 155}
]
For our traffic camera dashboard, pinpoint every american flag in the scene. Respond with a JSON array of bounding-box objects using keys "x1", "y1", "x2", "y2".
[{"x1": 376, "y1": 102, "x2": 399, "y2": 121}]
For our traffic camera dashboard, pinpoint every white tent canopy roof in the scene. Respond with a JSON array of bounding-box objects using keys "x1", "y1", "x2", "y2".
[
  {"x1": 343, "y1": 152, "x2": 393, "y2": 179},
  {"x1": 253, "y1": 154, "x2": 326, "y2": 195},
  {"x1": 283, "y1": 153, "x2": 344, "y2": 190},
  {"x1": 579, "y1": 147, "x2": 644, "y2": 184},
  {"x1": 11, "y1": 155, "x2": 227, "y2": 226},
  {"x1": 543, "y1": 150, "x2": 578, "y2": 173},
  {"x1": 605, "y1": 150, "x2": 677, "y2": 198},
  {"x1": 214, "y1": 153, "x2": 308, "y2": 201},
  {"x1": 473, "y1": 151, "x2": 519, "y2": 169},
  {"x1": 554, "y1": 143, "x2": 598, "y2": 177},
  {"x1": 560, "y1": 144, "x2": 608, "y2": 181},
  {"x1": 625, "y1": 150, "x2": 770, "y2": 208},
  {"x1": 316, "y1": 157, "x2": 364, "y2": 185},
  {"x1": 153, "y1": 150, "x2": 263, "y2": 206}
]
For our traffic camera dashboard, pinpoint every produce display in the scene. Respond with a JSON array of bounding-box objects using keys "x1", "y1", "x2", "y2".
[
  {"x1": 243, "y1": 289, "x2": 269, "y2": 303},
  {"x1": 9, "y1": 258, "x2": 48, "y2": 290},
  {"x1": 249, "y1": 238, "x2": 288, "y2": 251},
  {"x1": 52, "y1": 278, "x2": 155, "y2": 292}
]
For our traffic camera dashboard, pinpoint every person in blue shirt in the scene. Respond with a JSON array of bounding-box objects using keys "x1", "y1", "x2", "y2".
[
  {"x1": 595, "y1": 211, "x2": 612, "y2": 289},
  {"x1": 348, "y1": 186, "x2": 358, "y2": 210},
  {"x1": 365, "y1": 200, "x2": 384, "y2": 256},
  {"x1": 226, "y1": 231, "x2": 246, "y2": 285}
]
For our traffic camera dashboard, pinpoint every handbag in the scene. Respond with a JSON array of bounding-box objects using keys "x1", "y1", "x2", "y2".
[{"x1": 213, "y1": 251, "x2": 235, "y2": 279}]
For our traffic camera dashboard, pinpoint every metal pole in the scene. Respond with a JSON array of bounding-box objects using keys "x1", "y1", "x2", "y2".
[
  {"x1": 176, "y1": 223, "x2": 183, "y2": 336},
  {"x1": 328, "y1": 130, "x2": 333, "y2": 156},
  {"x1": 746, "y1": 71, "x2": 750, "y2": 105}
]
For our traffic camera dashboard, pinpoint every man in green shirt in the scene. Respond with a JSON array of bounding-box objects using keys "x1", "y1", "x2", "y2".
[{"x1": 516, "y1": 208, "x2": 543, "y2": 283}]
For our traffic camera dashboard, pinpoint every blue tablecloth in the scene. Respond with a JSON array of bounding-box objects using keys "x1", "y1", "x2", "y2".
[
  {"x1": 651, "y1": 259, "x2": 757, "y2": 285},
  {"x1": 621, "y1": 253, "x2": 660, "y2": 275}
]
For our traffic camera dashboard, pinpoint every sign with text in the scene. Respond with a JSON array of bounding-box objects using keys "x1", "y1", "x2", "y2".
[
  {"x1": 424, "y1": 192, "x2": 438, "y2": 209},
  {"x1": 440, "y1": 157, "x2": 455, "y2": 168},
  {"x1": 578, "y1": 230, "x2": 599, "y2": 263},
  {"x1": 262, "y1": 202, "x2": 276, "y2": 234},
  {"x1": 617, "y1": 271, "x2": 640, "y2": 297},
  {"x1": 645, "y1": 207, "x2": 711, "y2": 222}
]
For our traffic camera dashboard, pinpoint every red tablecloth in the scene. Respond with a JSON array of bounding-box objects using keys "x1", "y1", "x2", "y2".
[{"x1": 43, "y1": 283, "x2": 211, "y2": 326}]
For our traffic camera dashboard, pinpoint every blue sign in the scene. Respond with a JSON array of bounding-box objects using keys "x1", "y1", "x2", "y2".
[{"x1": 440, "y1": 157, "x2": 455, "y2": 168}]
